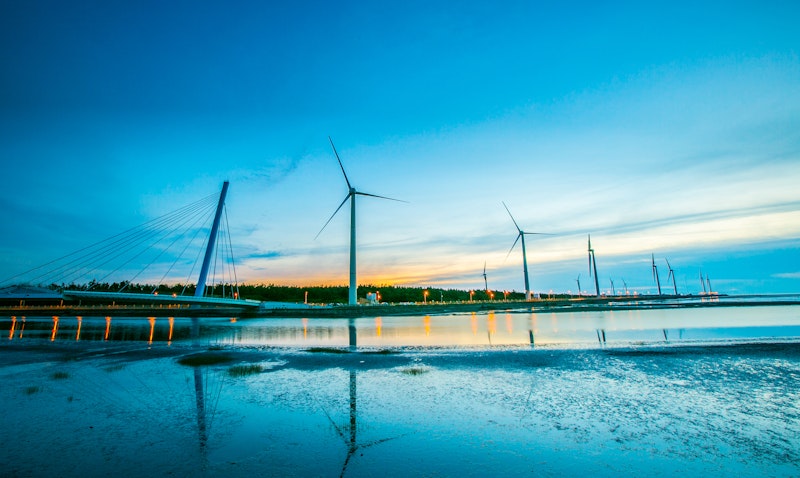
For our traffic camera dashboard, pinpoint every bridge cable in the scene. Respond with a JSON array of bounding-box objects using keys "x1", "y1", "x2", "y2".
[
  {"x1": 93, "y1": 200, "x2": 218, "y2": 288},
  {"x1": 148, "y1": 207, "x2": 217, "y2": 295},
  {"x1": 120, "y1": 198, "x2": 220, "y2": 293},
  {"x1": 1, "y1": 192, "x2": 218, "y2": 287},
  {"x1": 64, "y1": 199, "x2": 217, "y2": 287},
  {"x1": 223, "y1": 206, "x2": 240, "y2": 299},
  {"x1": 17, "y1": 193, "x2": 218, "y2": 287}
]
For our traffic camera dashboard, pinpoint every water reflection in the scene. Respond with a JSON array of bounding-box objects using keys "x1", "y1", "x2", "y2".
[
  {"x1": 51, "y1": 316, "x2": 58, "y2": 341},
  {"x1": 3, "y1": 305, "x2": 800, "y2": 348}
]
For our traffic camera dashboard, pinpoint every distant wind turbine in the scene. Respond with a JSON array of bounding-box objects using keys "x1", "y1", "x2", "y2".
[
  {"x1": 609, "y1": 278, "x2": 615, "y2": 296},
  {"x1": 706, "y1": 275, "x2": 713, "y2": 294},
  {"x1": 576, "y1": 274, "x2": 581, "y2": 296},
  {"x1": 699, "y1": 268, "x2": 707, "y2": 294},
  {"x1": 651, "y1": 254, "x2": 662, "y2": 295},
  {"x1": 622, "y1": 278, "x2": 628, "y2": 295},
  {"x1": 482, "y1": 262, "x2": 489, "y2": 294},
  {"x1": 588, "y1": 235, "x2": 600, "y2": 297},
  {"x1": 665, "y1": 259, "x2": 678, "y2": 295},
  {"x1": 503, "y1": 202, "x2": 550, "y2": 300},
  {"x1": 316, "y1": 137, "x2": 405, "y2": 305}
]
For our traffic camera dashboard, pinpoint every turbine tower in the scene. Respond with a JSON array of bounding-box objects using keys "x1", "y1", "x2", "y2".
[
  {"x1": 576, "y1": 274, "x2": 581, "y2": 296},
  {"x1": 665, "y1": 259, "x2": 678, "y2": 295},
  {"x1": 316, "y1": 137, "x2": 404, "y2": 305},
  {"x1": 503, "y1": 202, "x2": 549, "y2": 300},
  {"x1": 651, "y1": 254, "x2": 662, "y2": 295},
  {"x1": 588, "y1": 235, "x2": 600, "y2": 297},
  {"x1": 699, "y1": 268, "x2": 707, "y2": 294},
  {"x1": 609, "y1": 278, "x2": 615, "y2": 296},
  {"x1": 482, "y1": 262, "x2": 489, "y2": 294}
]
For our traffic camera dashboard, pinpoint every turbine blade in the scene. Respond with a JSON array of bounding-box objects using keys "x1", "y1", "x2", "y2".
[
  {"x1": 355, "y1": 191, "x2": 408, "y2": 203},
  {"x1": 521, "y1": 231, "x2": 554, "y2": 236},
  {"x1": 328, "y1": 136, "x2": 351, "y2": 190},
  {"x1": 502, "y1": 202, "x2": 522, "y2": 233},
  {"x1": 314, "y1": 194, "x2": 351, "y2": 239},
  {"x1": 505, "y1": 233, "x2": 521, "y2": 260}
]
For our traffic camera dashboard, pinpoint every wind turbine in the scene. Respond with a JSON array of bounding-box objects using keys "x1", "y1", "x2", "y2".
[
  {"x1": 699, "y1": 268, "x2": 707, "y2": 294},
  {"x1": 665, "y1": 259, "x2": 678, "y2": 295},
  {"x1": 482, "y1": 262, "x2": 489, "y2": 294},
  {"x1": 651, "y1": 254, "x2": 662, "y2": 295},
  {"x1": 503, "y1": 202, "x2": 550, "y2": 300},
  {"x1": 622, "y1": 278, "x2": 629, "y2": 295},
  {"x1": 576, "y1": 274, "x2": 581, "y2": 296},
  {"x1": 706, "y1": 274, "x2": 713, "y2": 294},
  {"x1": 316, "y1": 137, "x2": 405, "y2": 305},
  {"x1": 588, "y1": 235, "x2": 600, "y2": 297},
  {"x1": 609, "y1": 278, "x2": 615, "y2": 296}
]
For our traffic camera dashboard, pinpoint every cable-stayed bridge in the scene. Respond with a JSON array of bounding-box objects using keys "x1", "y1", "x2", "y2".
[{"x1": 1, "y1": 181, "x2": 261, "y2": 310}]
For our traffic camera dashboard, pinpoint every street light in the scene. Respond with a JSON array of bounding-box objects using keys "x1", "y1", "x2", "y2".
[
  {"x1": 469, "y1": 290, "x2": 474, "y2": 302},
  {"x1": 424, "y1": 290, "x2": 428, "y2": 304}
]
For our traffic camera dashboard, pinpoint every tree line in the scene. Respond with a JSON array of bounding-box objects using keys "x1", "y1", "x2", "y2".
[{"x1": 50, "y1": 281, "x2": 532, "y2": 304}]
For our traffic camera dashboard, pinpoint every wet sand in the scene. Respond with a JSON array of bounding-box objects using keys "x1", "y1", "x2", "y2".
[{"x1": 2, "y1": 339, "x2": 799, "y2": 477}]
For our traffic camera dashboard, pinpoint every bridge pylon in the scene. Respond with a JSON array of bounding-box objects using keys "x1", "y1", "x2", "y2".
[{"x1": 194, "y1": 181, "x2": 229, "y2": 298}]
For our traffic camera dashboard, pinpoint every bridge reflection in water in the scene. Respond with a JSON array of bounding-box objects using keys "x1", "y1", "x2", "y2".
[{"x1": 6, "y1": 306, "x2": 800, "y2": 348}]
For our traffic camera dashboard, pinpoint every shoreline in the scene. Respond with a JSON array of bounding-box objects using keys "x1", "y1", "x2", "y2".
[{"x1": 2, "y1": 293, "x2": 800, "y2": 318}]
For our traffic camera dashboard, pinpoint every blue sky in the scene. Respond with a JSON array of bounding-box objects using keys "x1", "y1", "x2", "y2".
[{"x1": 1, "y1": 0, "x2": 799, "y2": 295}]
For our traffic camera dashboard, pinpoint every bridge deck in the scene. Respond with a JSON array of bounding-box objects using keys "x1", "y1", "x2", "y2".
[{"x1": 63, "y1": 290, "x2": 262, "y2": 308}]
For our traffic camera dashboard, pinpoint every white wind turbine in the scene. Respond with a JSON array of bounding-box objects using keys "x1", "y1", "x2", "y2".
[
  {"x1": 316, "y1": 137, "x2": 405, "y2": 305},
  {"x1": 502, "y1": 202, "x2": 551, "y2": 300}
]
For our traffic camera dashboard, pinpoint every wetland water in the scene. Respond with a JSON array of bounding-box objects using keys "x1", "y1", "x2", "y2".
[
  {"x1": 4, "y1": 304, "x2": 800, "y2": 348},
  {"x1": 2, "y1": 305, "x2": 799, "y2": 477}
]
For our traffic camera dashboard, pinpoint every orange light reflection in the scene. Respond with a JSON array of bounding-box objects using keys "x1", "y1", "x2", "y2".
[
  {"x1": 104, "y1": 317, "x2": 111, "y2": 341},
  {"x1": 424, "y1": 315, "x2": 431, "y2": 336},
  {"x1": 51, "y1": 316, "x2": 59, "y2": 342},
  {"x1": 9, "y1": 316, "x2": 16, "y2": 340},
  {"x1": 168, "y1": 317, "x2": 174, "y2": 345},
  {"x1": 148, "y1": 317, "x2": 155, "y2": 344},
  {"x1": 375, "y1": 317, "x2": 382, "y2": 337},
  {"x1": 76, "y1": 316, "x2": 82, "y2": 341}
]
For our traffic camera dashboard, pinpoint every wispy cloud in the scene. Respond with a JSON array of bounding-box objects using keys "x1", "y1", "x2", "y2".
[
  {"x1": 773, "y1": 272, "x2": 800, "y2": 279},
  {"x1": 244, "y1": 251, "x2": 283, "y2": 260}
]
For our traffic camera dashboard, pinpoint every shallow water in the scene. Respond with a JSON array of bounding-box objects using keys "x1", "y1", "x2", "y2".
[
  {"x1": 2, "y1": 305, "x2": 799, "y2": 477},
  {"x1": 4, "y1": 304, "x2": 800, "y2": 348},
  {"x1": 1, "y1": 342, "x2": 799, "y2": 477}
]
